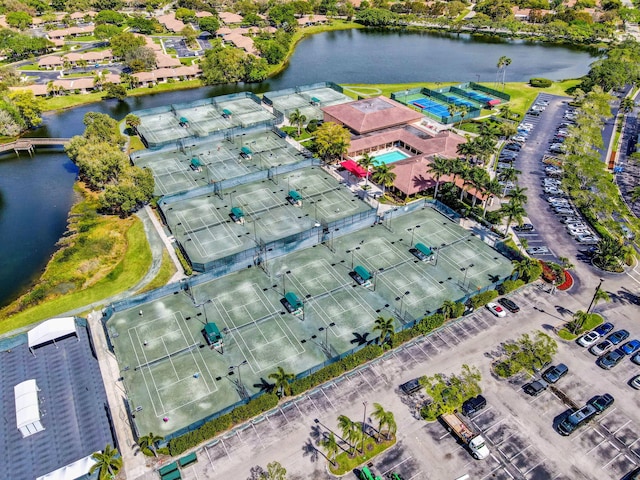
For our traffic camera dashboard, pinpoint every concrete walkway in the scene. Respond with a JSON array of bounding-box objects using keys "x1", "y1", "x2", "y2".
[{"x1": 144, "y1": 205, "x2": 186, "y2": 284}]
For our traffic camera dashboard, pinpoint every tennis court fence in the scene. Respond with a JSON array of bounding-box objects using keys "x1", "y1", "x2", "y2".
[
  {"x1": 262, "y1": 82, "x2": 344, "y2": 106},
  {"x1": 468, "y1": 82, "x2": 511, "y2": 101}
]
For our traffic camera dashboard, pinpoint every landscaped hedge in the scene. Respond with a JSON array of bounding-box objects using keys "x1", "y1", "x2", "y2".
[
  {"x1": 530, "y1": 78, "x2": 552, "y2": 88},
  {"x1": 168, "y1": 393, "x2": 279, "y2": 455},
  {"x1": 470, "y1": 290, "x2": 499, "y2": 308},
  {"x1": 499, "y1": 279, "x2": 524, "y2": 295}
]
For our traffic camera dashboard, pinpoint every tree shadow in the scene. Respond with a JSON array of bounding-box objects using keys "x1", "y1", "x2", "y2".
[
  {"x1": 253, "y1": 377, "x2": 275, "y2": 393},
  {"x1": 301, "y1": 438, "x2": 319, "y2": 463},
  {"x1": 555, "y1": 305, "x2": 574, "y2": 317},
  {"x1": 351, "y1": 332, "x2": 370, "y2": 345}
]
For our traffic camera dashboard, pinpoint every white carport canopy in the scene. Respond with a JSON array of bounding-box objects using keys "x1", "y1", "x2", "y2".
[
  {"x1": 14, "y1": 379, "x2": 44, "y2": 438},
  {"x1": 28, "y1": 317, "x2": 77, "y2": 350},
  {"x1": 36, "y1": 454, "x2": 97, "y2": 480}
]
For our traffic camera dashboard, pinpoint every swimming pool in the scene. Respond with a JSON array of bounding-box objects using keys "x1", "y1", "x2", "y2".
[{"x1": 373, "y1": 150, "x2": 410, "y2": 165}]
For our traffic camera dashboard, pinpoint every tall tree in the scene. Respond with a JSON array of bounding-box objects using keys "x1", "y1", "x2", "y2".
[
  {"x1": 371, "y1": 163, "x2": 397, "y2": 194},
  {"x1": 357, "y1": 153, "x2": 375, "y2": 188},
  {"x1": 372, "y1": 316, "x2": 395, "y2": 344},
  {"x1": 289, "y1": 109, "x2": 307, "y2": 136},
  {"x1": 313, "y1": 122, "x2": 350, "y2": 162},
  {"x1": 427, "y1": 156, "x2": 450, "y2": 199},
  {"x1": 319, "y1": 432, "x2": 339, "y2": 466},
  {"x1": 268, "y1": 366, "x2": 295, "y2": 398},
  {"x1": 501, "y1": 198, "x2": 526, "y2": 234},
  {"x1": 137, "y1": 432, "x2": 164, "y2": 457},
  {"x1": 337, "y1": 415, "x2": 358, "y2": 454},
  {"x1": 89, "y1": 444, "x2": 122, "y2": 480},
  {"x1": 508, "y1": 185, "x2": 528, "y2": 206}
]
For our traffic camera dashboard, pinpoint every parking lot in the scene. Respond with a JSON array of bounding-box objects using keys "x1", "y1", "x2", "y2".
[
  {"x1": 504, "y1": 93, "x2": 599, "y2": 263},
  {"x1": 158, "y1": 282, "x2": 640, "y2": 480}
]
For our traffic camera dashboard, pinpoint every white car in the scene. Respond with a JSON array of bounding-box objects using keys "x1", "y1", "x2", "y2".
[
  {"x1": 486, "y1": 302, "x2": 507, "y2": 318},
  {"x1": 527, "y1": 246, "x2": 549, "y2": 255},
  {"x1": 577, "y1": 235, "x2": 600, "y2": 244},
  {"x1": 590, "y1": 340, "x2": 613, "y2": 356},
  {"x1": 569, "y1": 229, "x2": 592, "y2": 237},
  {"x1": 566, "y1": 223, "x2": 588, "y2": 230},
  {"x1": 513, "y1": 135, "x2": 527, "y2": 142},
  {"x1": 578, "y1": 331, "x2": 600, "y2": 347}
]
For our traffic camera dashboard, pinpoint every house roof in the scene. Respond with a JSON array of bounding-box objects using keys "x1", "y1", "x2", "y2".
[
  {"x1": 219, "y1": 12, "x2": 244, "y2": 24},
  {"x1": 296, "y1": 15, "x2": 328, "y2": 25},
  {"x1": 196, "y1": 11, "x2": 213, "y2": 17},
  {"x1": 322, "y1": 97, "x2": 424, "y2": 135},
  {"x1": 158, "y1": 12, "x2": 186, "y2": 32},
  {"x1": 38, "y1": 56, "x2": 64, "y2": 67},
  {"x1": 224, "y1": 32, "x2": 257, "y2": 55},
  {"x1": 155, "y1": 53, "x2": 182, "y2": 68},
  {"x1": 133, "y1": 65, "x2": 200, "y2": 82}
]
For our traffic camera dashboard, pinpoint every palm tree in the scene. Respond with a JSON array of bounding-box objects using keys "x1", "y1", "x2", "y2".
[
  {"x1": 371, "y1": 403, "x2": 388, "y2": 438},
  {"x1": 592, "y1": 237, "x2": 624, "y2": 272},
  {"x1": 137, "y1": 432, "x2": 164, "y2": 457},
  {"x1": 458, "y1": 105, "x2": 469, "y2": 125},
  {"x1": 385, "y1": 413, "x2": 397, "y2": 440},
  {"x1": 373, "y1": 316, "x2": 395, "y2": 345},
  {"x1": 456, "y1": 139, "x2": 477, "y2": 163},
  {"x1": 512, "y1": 258, "x2": 540, "y2": 282},
  {"x1": 498, "y1": 167, "x2": 521, "y2": 196},
  {"x1": 508, "y1": 185, "x2": 528, "y2": 206},
  {"x1": 501, "y1": 57, "x2": 511, "y2": 89},
  {"x1": 357, "y1": 153, "x2": 375, "y2": 188},
  {"x1": 558, "y1": 256, "x2": 574, "y2": 270},
  {"x1": 497, "y1": 56, "x2": 511, "y2": 90},
  {"x1": 427, "y1": 156, "x2": 450, "y2": 199},
  {"x1": 447, "y1": 103, "x2": 459, "y2": 124},
  {"x1": 457, "y1": 164, "x2": 473, "y2": 201},
  {"x1": 289, "y1": 108, "x2": 307, "y2": 136},
  {"x1": 469, "y1": 167, "x2": 490, "y2": 208},
  {"x1": 588, "y1": 288, "x2": 611, "y2": 313},
  {"x1": 120, "y1": 72, "x2": 135, "y2": 90},
  {"x1": 90, "y1": 445, "x2": 122, "y2": 480},
  {"x1": 372, "y1": 163, "x2": 396, "y2": 194},
  {"x1": 268, "y1": 366, "x2": 295, "y2": 398},
  {"x1": 501, "y1": 198, "x2": 526, "y2": 235},
  {"x1": 319, "y1": 432, "x2": 339, "y2": 466},
  {"x1": 440, "y1": 299, "x2": 457, "y2": 319},
  {"x1": 482, "y1": 178, "x2": 502, "y2": 219},
  {"x1": 620, "y1": 97, "x2": 635, "y2": 115},
  {"x1": 125, "y1": 113, "x2": 141, "y2": 135},
  {"x1": 337, "y1": 415, "x2": 357, "y2": 454},
  {"x1": 569, "y1": 310, "x2": 589, "y2": 334}
]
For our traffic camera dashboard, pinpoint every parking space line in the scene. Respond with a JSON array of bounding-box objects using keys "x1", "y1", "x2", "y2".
[
  {"x1": 320, "y1": 388, "x2": 337, "y2": 410},
  {"x1": 220, "y1": 439, "x2": 231, "y2": 459},
  {"x1": 611, "y1": 419, "x2": 632, "y2": 435},
  {"x1": 204, "y1": 445, "x2": 216, "y2": 471},
  {"x1": 600, "y1": 449, "x2": 623, "y2": 469},
  {"x1": 413, "y1": 340, "x2": 432, "y2": 359},
  {"x1": 358, "y1": 369, "x2": 376, "y2": 391},
  {"x1": 585, "y1": 437, "x2": 608, "y2": 454},
  {"x1": 425, "y1": 336, "x2": 441, "y2": 352},
  {"x1": 278, "y1": 406, "x2": 291, "y2": 423},
  {"x1": 299, "y1": 396, "x2": 319, "y2": 415},
  {"x1": 251, "y1": 423, "x2": 265, "y2": 449},
  {"x1": 381, "y1": 456, "x2": 413, "y2": 476}
]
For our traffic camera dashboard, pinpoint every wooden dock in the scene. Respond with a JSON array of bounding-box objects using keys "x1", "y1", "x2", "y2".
[{"x1": 0, "y1": 138, "x2": 71, "y2": 156}]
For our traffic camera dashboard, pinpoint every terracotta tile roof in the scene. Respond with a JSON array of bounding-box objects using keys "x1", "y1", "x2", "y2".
[
  {"x1": 155, "y1": 53, "x2": 182, "y2": 68},
  {"x1": 47, "y1": 25, "x2": 94, "y2": 38},
  {"x1": 216, "y1": 27, "x2": 233, "y2": 35},
  {"x1": 196, "y1": 11, "x2": 213, "y2": 17},
  {"x1": 296, "y1": 15, "x2": 328, "y2": 25},
  {"x1": 349, "y1": 128, "x2": 466, "y2": 158},
  {"x1": 390, "y1": 156, "x2": 486, "y2": 199},
  {"x1": 158, "y1": 13, "x2": 186, "y2": 32},
  {"x1": 38, "y1": 56, "x2": 64, "y2": 67},
  {"x1": 224, "y1": 32, "x2": 257, "y2": 55},
  {"x1": 133, "y1": 65, "x2": 201, "y2": 82},
  {"x1": 219, "y1": 12, "x2": 244, "y2": 24},
  {"x1": 322, "y1": 97, "x2": 424, "y2": 135}
]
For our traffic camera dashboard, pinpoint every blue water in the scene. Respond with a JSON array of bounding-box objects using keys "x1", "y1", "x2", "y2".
[{"x1": 373, "y1": 151, "x2": 411, "y2": 165}]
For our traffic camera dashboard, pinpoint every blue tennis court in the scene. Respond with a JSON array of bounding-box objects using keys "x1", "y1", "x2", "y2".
[
  {"x1": 463, "y1": 89, "x2": 493, "y2": 103},
  {"x1": 442, "y1": 94, "x2": 476, "y2": 108},
  {"x1": 411, "y1": 98, "x2": 449, "y2": 116}
]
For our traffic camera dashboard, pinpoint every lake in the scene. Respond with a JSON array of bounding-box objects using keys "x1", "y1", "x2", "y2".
[{"x1": 0, "y1": 28, "x2": 598, "y2": 307}]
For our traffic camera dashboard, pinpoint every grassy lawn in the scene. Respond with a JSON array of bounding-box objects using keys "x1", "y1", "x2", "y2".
[
  {"x1": 557, "y1": 313, "x2": 603, "y2": 341},
  {"x1": 135, "y1": 250, "x2": 176, "y2": 295},
  {"x1": 0, "y1": 185, "x2": 152, "y2": 334},
  {"x1": 329, "y1": 435, "x2": 396, "y2": 476},
  {"x1": 127, "y1": 134, "x2": 146, "y2": 153},
  {"x1": 280, "y1": 125, "x2": 314, "y2": 141}
]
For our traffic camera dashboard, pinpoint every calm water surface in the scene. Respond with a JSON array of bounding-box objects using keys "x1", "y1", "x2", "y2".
[{"x1": 0, "y1": 29, "x2": 598, "y2": 307}]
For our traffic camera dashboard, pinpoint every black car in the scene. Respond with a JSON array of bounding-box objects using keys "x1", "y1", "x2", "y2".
[
  {"x1": 598, "y1": 348, "x2": 625, "y2": 369},
  {"x1": 399, "y1": 378, "x2": 421, "y2": 395},
  {"x1": 542, "y1": 363, "x2": 569, "y2": 384},
  {"x1": 588, "y1": 394, "x2": 614, "y2": 414},
  {"x1": 498, "y1": 297, "x2": 520, "y2": 313},
  {"x1": 523, "y1": 379, "x2": 548, "y2": 396},
  {"x1": 462, "y1": 394, "x2": 487, "y2": 417},
  {"x1": 513, "y1": 224, "x2": 534, "y2": 232}
]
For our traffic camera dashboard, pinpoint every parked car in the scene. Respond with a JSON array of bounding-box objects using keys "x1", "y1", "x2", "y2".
[
  {"x1": 621, "y1": 339, "x2": 640, "y2": 355},
  {"x1": 632, "y1": 352, "x2": 640, "y2": 365},
  {"x1": 598, "y1": 348, "x2": 625, "y2": 369},
  {"x1": 558, "y1": 404, "x2": 597, "y2": 435},
  {"x1": 588, "y1": 394, "x2": 614, "y2": 414},
  {"x1": 590, "y1": 340, "x2": 613, "y2": 356},
  {"x1": 577, "y1": 331, "x2": 600, "y2": 347},
  {"x1": 498, "y1": 297, "x2": 520, "y2": 313},
  {"x1": 486, "y1": 302, "x2": 507, "y2": 318},
  {"x1": 607, "y1": 330, "x2": 630, "y2": 345},
  {"x1": 526, "y1": 246, "x2": 549, "y2": 254},
  {"x1": 462, "y1": 395, "x2": 487, "y2": 417},
  {"x1": 590, "y1": 311, "x2": 612, "y2": 332},
  {"x1": 555, "y1": 208, "x2": 575, "y2": 215},
  {"x1": 513, "y1": 224, "x2": 534, "y2": 232},
  {"x1": 523, "y1": 379, "x2": 548, "y2": 396},
  {"x1": 630, "y1": 375, "x2": 640, "y2": 389},
  {"x1": 513, "y1": 135, "x2": 528, "y2": 142},
  {"x1": 399, "y1": 378, "x2": 422, "y2": 395},
  {"x1": 542, "y1": 364, "x2": 569, "y2": 384},
  {"x1": 576, "y1": 235, "x2": 599, "y2": 244}
]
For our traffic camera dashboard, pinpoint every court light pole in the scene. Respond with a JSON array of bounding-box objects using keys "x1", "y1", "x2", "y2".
[
  {"x1": 395, "y1": 290, "x2": 410, "y2": 318},
  {"x1": 346, "y1": 246, "x2": 361, "y2": 269},
  {"x1": 229, "y1": 359, "x2": 248, "y2": 399},
  {"x1": 461, "y1": 263, "x2": 475, "y2": 291},
  {"x1": 408, "y1": 225, "x2": 421, "y2": 247},
  {"x1": 194, "y1": 299, "x2": 212, "y2": 324}
]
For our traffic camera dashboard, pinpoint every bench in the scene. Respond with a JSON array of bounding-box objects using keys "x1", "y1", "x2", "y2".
[
  {"x1": 158, "y1": 462, "x2": 178, "y2": 476},
  {"x1": 161, "y1": 469, "x2": 181, "y2": 480},
  {"x1": 179, "y1": 452, "x2": 198, "y2": 468}
]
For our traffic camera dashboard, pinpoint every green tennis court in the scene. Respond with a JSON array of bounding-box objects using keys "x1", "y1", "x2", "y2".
[{"x1": 265, "y1": 86, "x2": 352, "y2": 121}]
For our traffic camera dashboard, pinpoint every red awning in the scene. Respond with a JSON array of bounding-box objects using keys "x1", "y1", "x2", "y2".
[
  {"x1": 488, "y1": 99, "x2": 501, "y2": 106},
  {"x1": 341, "y1": 159, "x2": 368, "y2": 178}
]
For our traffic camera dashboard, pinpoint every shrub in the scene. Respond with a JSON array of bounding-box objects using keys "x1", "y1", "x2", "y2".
[
  {"x1": 306, "y1": 119, "x2": 318, "y2": 133},
  {"x1": 499, "y1": 279, "x2": 524, "y2": 295},
  {"x1": 470, "y1": 290, "x2": 498, "y2": 308},
  {"x1": 530, "y1": 78, "x2": 552, "y2": 88}
]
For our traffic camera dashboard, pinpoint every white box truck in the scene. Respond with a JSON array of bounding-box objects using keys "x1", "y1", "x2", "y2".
[{"x1": 441, "y1": 412, "x2": 490, "y2": 459}]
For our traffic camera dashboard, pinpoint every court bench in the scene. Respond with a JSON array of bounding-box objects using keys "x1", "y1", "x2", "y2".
[
  {"x1": 158, "y1": 462, "x2": 180, "y2": 479},
  {"x1": 179, "y1": 452, "x2": 198, "y2": 468}
]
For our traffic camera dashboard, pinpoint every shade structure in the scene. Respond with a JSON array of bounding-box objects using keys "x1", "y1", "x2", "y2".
[
  {"x1": 36, "y1": 454, "x2": 97, "y2": 480},
  {"x1": 487, "y1": 99, "x2": 501, "y2": 106},
  {"x1": 354, "y1": 265, "x2": 371, "y2": 281},
  {"x1": 340, "y1": 159, "x2": 368, "y2": 178},
  {"x1": 180, "y1": 116, "x2": 188, "y2": 123},
  {"x1": 15, "y1": 379, "x2": 44, "y2": 438},
  {"x1": 222, "y1": 108, "x2": 232, "y2": 116},
  {"x1": 191, "y1": 157, "x2": 202, "y2": 167},
  {"x1": 203, "y1": 322, "x2": 222, "y2": 343},
  {"x1": 415, "y1": 243, "x2": 432, "y2": 256},
  {"x1": 240, "y1": 146, "x2": 252, "y2": 155},
  {"x1": 288, "y1": 190, "x2": 302, "y2": 202},
  {"x1": 231, "y1": 207, "x2": 244, "y2": 219},
  {"x1": 28, "y1": 317, "x2": 77, "y2": 349}
]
